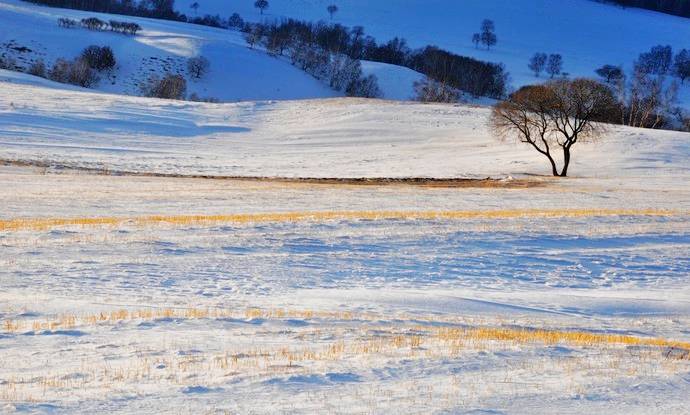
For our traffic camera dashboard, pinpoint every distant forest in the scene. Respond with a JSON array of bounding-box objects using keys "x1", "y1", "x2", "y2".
[
  {"x1": 601, "y1": 0, "x2": 690, "y2": 18},
  {"x1": 23, "y1": 0, "x2": 185, "y2": 20}
]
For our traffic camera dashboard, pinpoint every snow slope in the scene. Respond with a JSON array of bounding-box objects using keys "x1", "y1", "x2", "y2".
[
  {"x1": 177, "y1": 0, "x2": 690, "y2": 104},
  {"x1": 2, "y1": 70, "x2": 689, "y2": 184},
  {"x1": 0, "y1": 0, "x2": 333, "y2": 101},
  {"x1": 4, "y1": 0, "x2": 689, "y2": 103},
  {"x1": 0, "y1": 0, "x2": 422, "y2": 101}
]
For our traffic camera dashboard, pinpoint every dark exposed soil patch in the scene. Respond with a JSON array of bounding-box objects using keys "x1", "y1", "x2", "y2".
[{"x1": 0, "y1": 159, "x2": 546, "y2": 188}]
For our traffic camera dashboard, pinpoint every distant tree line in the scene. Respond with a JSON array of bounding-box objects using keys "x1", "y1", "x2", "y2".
[
  {"x1": 521, "y1": 44, "x2": 689, "y2": 131},
  {"x1": 245, "y1": 19, "x2": 508, "y2": 99},
  {"x1": 598, "y1": 0, "x2": 690, "y2": 18},
  {"x1": 25, "y1": 0, "x2": 183, "y2": 20},
  {"x1": 593, "y1": 45, "x2": 689, "y2": 130},
  {"x1": 245, "y1": 20, "x2": 381, "y2": 98}
]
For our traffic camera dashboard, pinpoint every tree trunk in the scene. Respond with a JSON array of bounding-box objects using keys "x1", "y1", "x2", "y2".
[{"x1": 560, "y1": 147, "x2": 571, "y2": 177}]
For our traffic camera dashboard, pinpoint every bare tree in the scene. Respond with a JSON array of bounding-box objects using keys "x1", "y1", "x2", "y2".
[
  {"x1": 228, "y1": 13, "x2": 244, "y2": 28},
  {"x1": 622, "y1": 68, "x2": 678, "y2": 129},
  {"x1": 190, "y1": 1, "x2": 199, "y2": 15},
  {"x1": 327, "y1": 4, "x2": 338, "y2": 19},
  {"x1": 528, "y1": 53, "x2": 547, "y2": 77},
  {"x1": 69, "y1": 58, "x2": 98, "y2": 87},
  {"x1": 491, "y1": 79, "x2": 616, "y2": 177},
  {"x1": 471, "y1": 33, "x2": 480, "y2": 49},
  {"x1": 28, "y1": 59, "x2": 47, "y2": 78},
  {"x1": 673, "y1": 49, "x2": 690, "y2": 83},
  {"x1": 0, "y1": 56, "x2": 17, "y2": 70},
  {"x1": 636, "y1": 45, "x2": 673, "y2": 75},
  {"x1": 49, "y1": 58, "x2": 98, "y2": 88},
  {"x1": 254, "y1": 0, "x2": 269, "y2": 15},
  {"x1": 142, "y1": 73, "x2": 187, "y2": 100},
  {"x1": 480, "y1": 19, "x2": 497, "y2": 50},
  {"x1": 546, "y1": 54, "x2": 563, "y2": 78},
  {"x1": 243, "y1": 24, "x2": 263, "y2": 49},
  {"x1": 595, "y1": 64, "x2": 624, "y2": 84},
  {"x1": 187, "y1": 56, "x2": 210, "y2": 79},
  {"x1": 346, "y1": 74, "x2": 382, "y2": 98},
  {"x1": 328, "y1": 53, "x2": 360, "y2": 91},
  {"x1": 81, "y1": 45, "x2": 116, "y2": 71},
  {"x1": 414, "y1": 77, "x2": 460, "y2": 103}
]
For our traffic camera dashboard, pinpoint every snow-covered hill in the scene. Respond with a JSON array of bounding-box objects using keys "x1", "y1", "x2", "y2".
[
  {"x1": 0, "y1": 0, "x2": 422, "y2": 101},
  {"x1": 3, "y1": 0, "x2": 689, "y2": 104},
  {"x1": 2, "y1": 70, "x2": 689, "y2": 185},
  {"x1": 177, "y1": 0, "x2": 690, "y2": 104}
]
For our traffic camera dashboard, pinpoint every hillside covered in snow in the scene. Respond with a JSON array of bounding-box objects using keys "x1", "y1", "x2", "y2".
[
  {"x1": 0, "y1": 0, "x2": 422, "y2": 101},
  {"x1": 2, "y1": 69, "x2": 688, "y2": 183},
  {"x1": 3, "y1": 0, "x2": 690, "y2": 107},
  {"x1": 175, "y1": 0, "x2": 690, "y2": 103}
]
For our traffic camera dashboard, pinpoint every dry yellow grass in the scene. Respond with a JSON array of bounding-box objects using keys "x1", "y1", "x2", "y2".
[
  {"x1": 438, "y1": 327, "x2": 690, "y2": 350},
  {"x1": 1, "y1": 313, "x2": 688, "y2": 407},
  {"x1": 4, "y1": 306, "x2": 689, "y2": 351},
  {"x1": 0, "y1": 209, "x2": 683, "y2": 232}
]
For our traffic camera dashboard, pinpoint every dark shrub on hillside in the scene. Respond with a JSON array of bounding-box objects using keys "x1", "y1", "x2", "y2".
[
  {"x1": 142, "y1": 74, "x2": 187, "y2": 100},
  {"x1": 189, "y1": 14, "x2": 224, "y2": 28},
  {"x1": 346, "y1": 74, "x2": 382, "y2": 98},
  {"x1": 81, "y1": 17, "x2": 106, "y2": 30},
  {"x1": 414, "y1": 77, "x2": 460, "y2": 103},
  {"x1": 49, "y1": 58, "x2": 98, "y2": 87},
  {"x1": 109, "y1": 20, "x2": 142, "y2": 35},
  {"x1": 0, "y1": 56, "x2": 18, "y2": 70},
  {"x1": 187, "y1": 56, "x2": 210, "y2": 79},
  {"x1": 228, "y1": 13, "x2": 244, "y2": 29},
  {"x1": 57, "y1": 17, "x2": 77, "y2": 28},
  {"x1": 80, "y1": 46, "x2": 116, "y2": 71},
  {"x1": 28, "y1": 59, "x2": 47, "y2": 77}
]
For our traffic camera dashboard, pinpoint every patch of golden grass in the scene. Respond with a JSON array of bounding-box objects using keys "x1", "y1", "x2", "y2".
[
  {"x1": 437, "y1": 327, "x2": 690, "y2": 350},
  {"x1": 1, "y1": 317, "x2": 688, "y2": 406},
  {"x1": 4, "y1": 307, "x2": 689, "y2": 351},
  {"x1": 0, "y1": 209, "x2": 683, "y2": 232},
  {"x1": 4, "y1": 307, "x2": 361, "y2": 333}
]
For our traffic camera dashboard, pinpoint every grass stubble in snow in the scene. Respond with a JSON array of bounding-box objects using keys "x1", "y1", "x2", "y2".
[
  {"x1": 0, "y1": 208, "x2": 683, "y2": 232},
  {"x1": 1, "y1": 303, "x2": 689, "y2": 412},
  {"x1": 1, "y1": 176, "x2": 689, "y2": 413},
  {"x1": 1, "y1": 76, "x2": 690, "y2": 412}
]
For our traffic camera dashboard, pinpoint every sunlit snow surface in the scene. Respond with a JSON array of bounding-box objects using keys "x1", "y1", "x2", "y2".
[
  {"x1": 1, "y1": 77, "x2": 690, "y2": 413},
  {"x1": 2, "y1": 170, "x2": 690, "y2": 414}
]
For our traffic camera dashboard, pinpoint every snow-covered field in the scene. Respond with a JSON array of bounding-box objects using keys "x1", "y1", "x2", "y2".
[
  {"x1": 2, "y1": 1, "x2": 690, "y2": 412},
  {"x1": 2, "y1": 167, "x2": 690, "y2": 414},
  {"x1": 2, "y1": 70, "x2": 690, "y2": 413}
]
